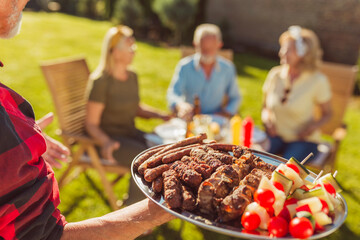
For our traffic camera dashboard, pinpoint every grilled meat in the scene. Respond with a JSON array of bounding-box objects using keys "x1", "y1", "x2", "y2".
[
  {"x1": 171, "y1": 161, "x2": 203, "y2": 188},
  {"x1": 217, "y1": 185, "x2": 252, "y2": 222},
  {"x1": 162, "y1": 169, "x2": 182, "y2": 209}
]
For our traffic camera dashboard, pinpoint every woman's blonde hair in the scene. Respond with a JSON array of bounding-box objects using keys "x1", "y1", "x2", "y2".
[
  {"x1": 90, "y1": 25, "x2": 133, "y2": 81},
  {"x1": 279, "y1": 26, "x2": 323, "y2": 71}
]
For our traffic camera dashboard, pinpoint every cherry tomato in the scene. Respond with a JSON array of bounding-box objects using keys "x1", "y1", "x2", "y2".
[
  {"x1": 266, "y1": 206, "x2": 275, "y2": 217},
  {"x1": 323, "y1": 183, "x2": 336, "y2": 197},
  {"x1": 241, "y1": 211, "x2": 261, "y2": 230},
  {"x1": 300, "y1": 185, "x2": 310, "y2": 191},
  {"x1": 286, "y1": 163, "x2": 300, "y2": 174},
  {"x1": 284, "y1": 198, "x2": 298, "y2": 206},
  {"x1": 289, "y1": 217, "x2": 314, "y2": 239},
  {"x1": 313, "y1": 183, "x2": 336, "y2": 197},
  {"x1": 319, "y1": 199, "x2": 329, "y2": 215},
  {"x1": 273, "y1": 181, "x2": 285, "y2": 192},
  {"x1": 296, "y1": 204, "x2": 312, "y2": 213},
  {"x1": 268, "y1": 216, "x2": 288, "y2": 237},
  {"x1": 279, "y1": 207, "x2": 291, "y2": 222},
  {"x1": 254, "y1": 188, "x2": 275, "y2": 208}
]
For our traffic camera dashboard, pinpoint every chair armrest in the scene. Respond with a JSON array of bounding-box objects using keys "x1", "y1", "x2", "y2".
[
  {"x1": 332, "y1": 124, "x2": 347, "y2": 142},
  {"x1": 61, "y1": 131, "x2": 102, "y2": 146}
]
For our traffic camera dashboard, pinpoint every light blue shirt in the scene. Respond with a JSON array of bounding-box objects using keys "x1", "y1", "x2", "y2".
[{"x1": 167, "y1": 53, "x2": 241, "y2": 115}]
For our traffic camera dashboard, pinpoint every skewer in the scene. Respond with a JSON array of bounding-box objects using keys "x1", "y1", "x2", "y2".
[
  {"x1": 313, "y1": 170, "x2": 323, "y2": 183},
  {"x1": 301, "y1": 152, "x2": 314, "y2": 165},
  {"x1": 333, "y1": 170, "x2": 338, "y2": 178}
]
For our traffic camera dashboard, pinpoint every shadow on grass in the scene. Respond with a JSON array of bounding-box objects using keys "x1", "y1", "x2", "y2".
[
  {"x1": 335, "y1": 223, "x2": 360, "y2": 240},
  {"x1": 83, "y1": 172, "x2": 112, "y2": 207},
  {"x1": 199, "y1": 228, "x2": 237, "y2": 240},
  {"x1": 136, "y1": 222, "x2": 183, "y2": 240},
  {"x1": 62, "y1": 172, "x2": 111, "y2": 216},
  {"x1": 233, "y1": 53, "x2": 277, "y2": 80},
  {"x1": 342, "y1": 185, "x2": 360, "y2": 204},
  {"x1": 61, "y1": 190, "x2": 88, "y2": 216}
]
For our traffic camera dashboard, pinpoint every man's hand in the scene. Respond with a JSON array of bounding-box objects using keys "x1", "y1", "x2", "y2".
[
  {"x1": 37, "y1": 112, "x2": 70, "y2": 168},
  {"x1": 176, "y1": 102, "x2": 194, "y2": 121},
  {"x1": 101, "y1": 140, "x2": 120, "y2": 164}
]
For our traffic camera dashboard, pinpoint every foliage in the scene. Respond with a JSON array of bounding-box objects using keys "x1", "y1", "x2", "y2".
[
  {"x1": 1, "y1": 12, "x2": 360, "y2": 240},
  {"x1": 152, "y1": 0, "x2": 199, "y2": 44},
  {"x1": 112, "y1": 0, "x2": 144, "y2": 30}
]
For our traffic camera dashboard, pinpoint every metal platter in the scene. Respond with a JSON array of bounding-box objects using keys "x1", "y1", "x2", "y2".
[{"x1": 131, "y1": 147, "x2": 348, "y2": 239}]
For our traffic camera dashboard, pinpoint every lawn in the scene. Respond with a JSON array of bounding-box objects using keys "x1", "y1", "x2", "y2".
[{"x1": 1, "y1": 12, "x2": 360, "y2": 240}]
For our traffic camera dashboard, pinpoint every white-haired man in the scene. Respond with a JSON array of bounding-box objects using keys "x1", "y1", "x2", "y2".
[
  {"x1": 167, "y1": 24, "x2": 241, "y2": 120},
  {"x1": 0, "y1": 1, "x2": 173, "y2": 240}
]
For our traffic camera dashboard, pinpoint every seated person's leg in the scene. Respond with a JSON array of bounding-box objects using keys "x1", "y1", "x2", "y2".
[
  {"x1": 283, "y1": 141, "x2": 318, "y2": 161},
  {"x1": 112, "y1": 135, "x2": 148, "y2": 205},
  {"x1": 268, "y1": 136, "x2": 286, "y2": 155}
]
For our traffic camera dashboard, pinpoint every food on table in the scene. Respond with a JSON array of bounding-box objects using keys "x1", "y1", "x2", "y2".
[{"x1": 133, "y1": 134, "x2": 343, "y2": 238}]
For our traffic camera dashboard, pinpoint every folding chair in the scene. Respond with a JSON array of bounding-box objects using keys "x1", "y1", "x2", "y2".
[
  {"x1": 307, "y1": 61, "x2": 358, "y2": 173},
  {"x1": 40, "y1": 57, "x2": 129, "y2": 210}
]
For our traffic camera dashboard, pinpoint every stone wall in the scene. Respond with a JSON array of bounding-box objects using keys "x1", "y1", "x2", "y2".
[{"x1": 205, "y1": 0, "x2": 360, "y2": 65}]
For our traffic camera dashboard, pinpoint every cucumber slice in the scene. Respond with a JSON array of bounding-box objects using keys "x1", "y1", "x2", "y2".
[
  {"x1": 296, "y1": 211, "x2": 316, "y2": 228},
  {"x1": 318, "y1": 173, "x2": 343, "y2": 193},
  {"x1": 290, "y1": 188, "x2": 307, "y2": 200},
  {"x1": 303, "y1": 187, "x2": 334, "y2": 212},
  {"x1": 288, "y1": 157, "x2": 310, "y2": 179},
  {"x1": 271, "y1": 171, "x2": 293, "y2": 196},
  {"x1": 276, "y1": 164, "x2": 304, "y2": 193},
  {"x1": 304, "y1": 179, "x2": 315, "y2": 189}
]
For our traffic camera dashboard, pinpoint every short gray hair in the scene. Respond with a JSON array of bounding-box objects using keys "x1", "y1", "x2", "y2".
[{"x1": 193, "y1": 24, "x2": 222, "y2": 46}]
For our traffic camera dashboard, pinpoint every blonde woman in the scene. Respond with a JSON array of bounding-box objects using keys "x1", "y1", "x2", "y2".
[
  {"x1": 85, "y1": 26, "x2": 170, "y2": 205},
  {"x1": 262, "y1": 26, "x2": 332, "y2": 160}
]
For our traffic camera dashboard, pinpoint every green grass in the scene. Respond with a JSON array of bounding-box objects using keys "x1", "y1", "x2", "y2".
[{"x1": 1, "y1": 12, "x2": 360, "y2": 240}]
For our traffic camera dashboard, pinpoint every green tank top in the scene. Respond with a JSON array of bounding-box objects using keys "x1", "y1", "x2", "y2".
[{"x1": 87, "y1": 71, "x2": 139, "y2": 137}]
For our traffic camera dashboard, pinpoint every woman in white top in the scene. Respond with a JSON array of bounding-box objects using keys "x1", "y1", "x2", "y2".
[{"x1": 262, "y1": 26, "x2": 332, "y2": 161}]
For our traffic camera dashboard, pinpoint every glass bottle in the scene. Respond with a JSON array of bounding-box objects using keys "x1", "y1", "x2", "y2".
[
  {"x1": 242, "y1": 116, "x2": 254, "y2": 147},
  {"x1": 230, "y1": 114, "x2": 242, "y2": 145}
]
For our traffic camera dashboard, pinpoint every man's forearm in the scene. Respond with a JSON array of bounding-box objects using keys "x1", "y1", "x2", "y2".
[{"x1": 61, "y1": 199, "x2": 175, "y2": 240}]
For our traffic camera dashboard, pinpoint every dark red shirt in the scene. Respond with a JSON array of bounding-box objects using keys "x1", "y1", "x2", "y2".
[{"x1": 0, "y1": 83, "x2": 66, "y2": 240}]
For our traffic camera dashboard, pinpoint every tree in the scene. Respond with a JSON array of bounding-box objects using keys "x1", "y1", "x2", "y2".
[
  {"x1": 113, "y1": 0, "x2": 143, "y2": 31},
  {"x1": 153, "y1": 0, "x2": 199, "y2": 45},
  {"x1": 104, "y1": 0, "x2": 117, "y2": 19}
]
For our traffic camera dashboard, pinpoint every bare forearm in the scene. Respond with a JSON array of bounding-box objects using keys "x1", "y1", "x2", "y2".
[
  {"x1": 61, "y1": 199, "x2": 174, "y2": 240},
  {"x1": 137, "y1": 104, "x2": 167, "y2": 119},
  {"x1": 85, "y1": 124, "x2": 111, "y2": 146}
]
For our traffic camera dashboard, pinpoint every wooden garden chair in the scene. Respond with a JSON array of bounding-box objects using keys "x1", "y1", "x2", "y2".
[
  {"x1": 306, "y1": 61, "x2": 358, "y2": 173},
  {"x1": 180, "y1": 45, "x2": 234, "y2": 61},
  {"x1": 40, "y1": 57, "x2": 128, "y2": 210}
]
